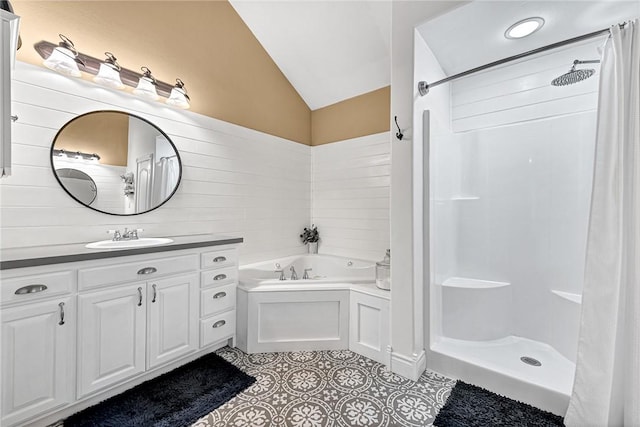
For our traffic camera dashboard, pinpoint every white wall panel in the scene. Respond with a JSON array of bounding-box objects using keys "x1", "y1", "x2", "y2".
[
  {"x1": 1, "y1": 62, "x2": 311, "y2": 264},
  {"x1": 311, "y1": 133, "x2": 390, "y2": 261},
  {"x1": 451, "y1": 40, "x2": 602, "y2": 132}
]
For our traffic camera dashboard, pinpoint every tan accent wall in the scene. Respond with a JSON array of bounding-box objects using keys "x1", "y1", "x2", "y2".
[
  {"x1": 14, "y1": 0, "x2": 312, "y2": 144},
  {"x1": 53, "y1": 112, "x2": 129, "y2": 166},
  {"x1": 311, "y1": 86, "x2": 390, "y2": 146}
]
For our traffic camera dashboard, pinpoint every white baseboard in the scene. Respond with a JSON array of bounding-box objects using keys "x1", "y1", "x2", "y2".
[{"x1": 390, "y1": 349, "x2": 426, "y2": 381}]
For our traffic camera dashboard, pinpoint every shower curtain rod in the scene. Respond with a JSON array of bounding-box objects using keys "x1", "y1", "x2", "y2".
[{"x1": 418, "y1": 26, "x2": 612, "y2": 96}]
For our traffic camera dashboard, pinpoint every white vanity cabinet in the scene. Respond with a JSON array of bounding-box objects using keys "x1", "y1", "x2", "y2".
[
  {"x1": 1, "y1": 273, "x2": 76, "y2": 427},
  {"x1": 0, "y1": 240, "x2": 241, "y2": 427},
  {"x1": 199, "y1": 247, "x2": 238, "y2": 348},
  {"x1": 77, "y1": 254, "x2": 201, "y2": 398},
  {"x1": 78, "y1": 273, "x2": 199, "y2": 397},
  {"x1": 77, "y1": 283, "x2": 147, "y2": 397}
]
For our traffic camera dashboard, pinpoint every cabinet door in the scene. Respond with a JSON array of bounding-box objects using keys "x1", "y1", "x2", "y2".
[
  {"x1": 349, "y1": 292, "x2": 390, "y2": 364},
  {"x1": 78, "y1": 284, "x2": 146, "y2": 398},
  {"x1": 147, "y1": 274, "x2": 198, "y2": 369},
  {"x1": 1, "y1": 297, "x2": 75, "y2": 427}
]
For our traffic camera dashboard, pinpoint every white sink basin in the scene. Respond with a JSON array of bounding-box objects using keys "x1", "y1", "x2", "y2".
[{"x1": 85, "y1": 237, "x2": 174, "y2": 249}]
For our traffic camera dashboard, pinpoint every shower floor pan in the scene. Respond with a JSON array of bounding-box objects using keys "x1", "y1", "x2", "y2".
[{"x1": 430, "y1": 335, "x2": 575, "y2": 415}]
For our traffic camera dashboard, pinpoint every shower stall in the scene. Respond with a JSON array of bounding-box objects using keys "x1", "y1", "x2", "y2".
[{"x1": 411, "y1": 5, "x2": 630, "y2": 414}]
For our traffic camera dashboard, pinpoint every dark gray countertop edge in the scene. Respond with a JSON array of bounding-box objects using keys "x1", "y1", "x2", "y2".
[{"x1": 0, "y1": 237, "x2": 244, "y2": 270}]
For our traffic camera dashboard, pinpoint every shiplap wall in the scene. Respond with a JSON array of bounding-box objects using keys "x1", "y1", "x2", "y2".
[
  {"x1": 451, "y1": 39, "x2": 602, "y2": 132},
  {"x1": 1, "y1": 62, "x2": 311, "y2": 264},
  {"x1": 312, "y1": 132, "x2": 390, "y2": 261}
]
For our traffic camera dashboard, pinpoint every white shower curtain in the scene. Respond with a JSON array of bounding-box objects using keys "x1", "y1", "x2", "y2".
[{"x1": 565, "y1": 20, "x2": 639, "y2": 427}]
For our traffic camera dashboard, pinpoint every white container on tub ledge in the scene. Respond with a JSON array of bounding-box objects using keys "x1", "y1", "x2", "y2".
[{"x1": 441, "y1": 277, "x2": 512, "y2": 341}]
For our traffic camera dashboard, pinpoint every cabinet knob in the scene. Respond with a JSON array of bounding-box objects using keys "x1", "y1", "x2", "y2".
[
  {"x1": 11, "y1": 115, "x2": 18, "y2": 122},
  {"x1": 213, "y1": 256, "x2": 226, "y2": 263},
  {"x1": 213, "y1": 274, "x2": 227, "y2": 281},
  {"x1": 15, "y1": 284, "x2": 48, "y2": 295},
  {"x1": 212, "y1": 320, "x2": 226, "y2": 328},
  {"x1": 213, "y1": 291, "x2": 227, "y2": 299}
]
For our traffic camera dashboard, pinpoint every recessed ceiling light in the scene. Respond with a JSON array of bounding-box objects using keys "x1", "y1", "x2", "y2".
[{"x1": 505, "y1": 17, "x2": 545, "y2": 39}]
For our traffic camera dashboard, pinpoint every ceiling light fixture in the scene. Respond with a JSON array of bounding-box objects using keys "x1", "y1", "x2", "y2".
[
  {"x1": 505, "y1": 17, "x2": 545, "y2": 39},
  {"x1": 43, "y1": 34, "x2": 83, "y2": 77},
  {"x1": 93, "y1": 52, "x2": 124, "y2": 89},
  {"x1": 166, "y1": 79, "x2": 190, "y2": 109},
  {"x1": 133, "y1": 67, "x2": 159, "y2": 101}
]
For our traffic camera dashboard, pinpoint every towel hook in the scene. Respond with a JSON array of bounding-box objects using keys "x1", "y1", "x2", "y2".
[{"x1": 394, "y1": 116, "x2": 404, "y2": 141}]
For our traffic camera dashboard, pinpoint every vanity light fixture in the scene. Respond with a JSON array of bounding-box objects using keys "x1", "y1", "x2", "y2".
[
  {"x1": 42, "y1": 34, "x2": 83, "y2": 77},
  {"x1": 166, "y1": 79, "x2": 190, "y2": 109},
  {"x1": 505, "y1": 17, "x2": 545, "y2": 39},
  {"x1": 53, "y1": 148, "x2": 100, "y2": 162},
  {"x1": 93, "y1": 52, "x2": 124, "y2": 89},
  {"x1": 33, "y1": 39, "x2": 192, "y2": 105},
  {"x1": 133, "y1": 67, "x2": 159, "y2": 101}
]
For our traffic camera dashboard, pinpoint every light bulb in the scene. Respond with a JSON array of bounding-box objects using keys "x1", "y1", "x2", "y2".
[
  {"x1": 93, "y1": 52, "x2": 124, "y2": 89},
  {"x1": 166, "y1": 79, "x2": 190, "y2": 109},
  {"x1": 133, "y1": 66, "x2": 159, "y2": 101}
]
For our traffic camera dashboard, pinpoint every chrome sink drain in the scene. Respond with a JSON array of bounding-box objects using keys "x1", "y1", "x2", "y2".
[{"x1": 520, "y1": 356, "x2": 542, "y2": 366}]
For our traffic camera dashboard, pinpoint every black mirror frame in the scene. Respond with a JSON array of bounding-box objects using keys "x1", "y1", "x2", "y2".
[{"x1": 50, "y1": 110, "x2": 182, "y2": 216}]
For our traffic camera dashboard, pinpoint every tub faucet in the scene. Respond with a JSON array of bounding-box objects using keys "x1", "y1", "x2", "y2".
[
  {"x1": 275, "y1": 269, "x2": 286, "y2": 280},
  {"x1": 290, "y1": 266, "x2": 298, "y2": 280},
  {"x1": 303, "y1": 268, "x2": 312, "y2": 280}
]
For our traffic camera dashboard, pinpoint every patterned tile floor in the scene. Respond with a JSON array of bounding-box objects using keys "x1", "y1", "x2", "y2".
[{"x1": 192, "y1": 347, "x2": 455, "y2": 427}]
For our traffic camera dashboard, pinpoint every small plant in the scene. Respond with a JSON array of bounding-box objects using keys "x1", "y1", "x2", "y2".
[{"x1": 300, "y1": 225, "x2": 319, "y2": 243}]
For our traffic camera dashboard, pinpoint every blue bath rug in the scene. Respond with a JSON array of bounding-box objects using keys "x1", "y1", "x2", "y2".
[
  {"x1": 434, "y1": 381, "x2": 565, "y2": 427},
  {"x1": 64, "y1": 351, "x2": 255, "y2": 427}
]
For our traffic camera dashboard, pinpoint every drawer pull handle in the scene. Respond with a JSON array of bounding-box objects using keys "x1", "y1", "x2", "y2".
[
  {"x1": 213, "y1": 291, "x2": 227, "y2": 299},
  {"x1": 213, "y1": 256, "x2": 227, "y2": 263},
  {"x1": 152, "y1": 284, "x2": 157, "y2": 303},
  {"x1": 137, "y1": 267, "x2": 157, "y2": 275},
  {"x1": 137, "y1": 287, "x2": 143, "y2": 306},
  {"x1": 15, "y1": 284, "x2": 48, "y2": 295},
  {"x1": 214, "y1": 274, "x2": 227, "y2": 281},
  {"x1": 58, "y1": 302, "x2": 65, "y2": 325},
  {"x1": 212, "y1": 320, "x2": 226, "y2": 328}
]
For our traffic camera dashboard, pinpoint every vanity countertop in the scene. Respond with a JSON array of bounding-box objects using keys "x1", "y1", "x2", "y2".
[{"x1": 0, "y1": 234, "x2": 243, "y2": 270}]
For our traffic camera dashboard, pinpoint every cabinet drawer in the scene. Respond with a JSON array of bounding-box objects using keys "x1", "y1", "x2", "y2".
[
  {"x1": 79, "y1": 254, "x2": 199, "y2": 290},
  {"x1": 200, "y1": 248, "x2": 237, "y2": 270},
  {"x1": 1, "y1": 271, "x2": 73, "y2": 305},
  {"x1": 200, "y1": 266, "x2": 237, "y2": 288},
  {"x1": 201, "y1": 311, "x2": 235, "y2": 348},
  {"x1": 201, "y1": 284, "x2": 236, "y2": 317}
]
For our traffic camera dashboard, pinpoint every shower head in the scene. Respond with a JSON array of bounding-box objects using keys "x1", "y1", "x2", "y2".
[{"x1": 551, "y1": 59, "x2": 600, "y2": 86}]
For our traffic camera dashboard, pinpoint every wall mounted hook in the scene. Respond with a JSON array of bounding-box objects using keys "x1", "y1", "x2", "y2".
[{"x1": 394, "y1": 116, "x2": 404, "y2": 141}]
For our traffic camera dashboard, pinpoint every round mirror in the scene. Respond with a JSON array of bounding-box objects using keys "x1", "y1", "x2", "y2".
[{"x1": 51, "y1": 111, "x2": 181, "y2": 215}]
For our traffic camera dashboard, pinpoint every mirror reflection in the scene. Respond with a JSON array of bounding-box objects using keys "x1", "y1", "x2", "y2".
[
  {"x1": 55, "y1": 168, "x2": 97, "y2": 206},
  {"x1": 51, "y1": 111, "x2": 181, "y2": 215}
]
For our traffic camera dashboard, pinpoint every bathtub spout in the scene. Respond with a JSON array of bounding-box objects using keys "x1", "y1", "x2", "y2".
[{"x1": 290, "y1": 266, "x2": 298, "y2": 280}]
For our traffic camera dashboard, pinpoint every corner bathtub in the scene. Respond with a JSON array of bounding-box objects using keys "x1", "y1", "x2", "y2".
[{"x1": 236, "y1": 254, "x2": 390, "y2": 358}]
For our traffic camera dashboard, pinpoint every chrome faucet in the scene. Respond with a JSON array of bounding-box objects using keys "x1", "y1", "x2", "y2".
[
  {"x1": 290, "y1": 266, "x2": 298, "y2": 280},
  {"x1": 303, "y1": 268, "x2": 312, "y2": 280},
  {"x1": 107, "y1": 229, "x2": 122, "y2": 241},
  {"x1": 275, "y1": 269, "x2": 286, "y2": 280},
  {"x1": 108, "y1": 228, "x2": 143, "y2": 241}
]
